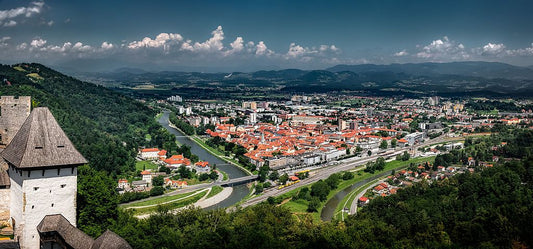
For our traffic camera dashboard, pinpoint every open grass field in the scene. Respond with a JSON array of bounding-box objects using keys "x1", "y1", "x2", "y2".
[
  {"x1": 206, "y1": 186, "x2": 224, "y2": 199},
  {"x1": 122, "y1": 189, "x2": 205, "y2": 208},
  {"x1": 135, "y1": 160, "x2": 159, "y2": 171}
]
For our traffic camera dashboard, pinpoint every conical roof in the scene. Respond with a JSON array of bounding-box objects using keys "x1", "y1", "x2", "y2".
[{"x1": 0, "y1": 107, "x2": 87, "y2": 168}]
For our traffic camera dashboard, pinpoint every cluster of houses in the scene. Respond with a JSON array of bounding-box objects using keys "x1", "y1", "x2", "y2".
[
  {"x1": 206, "y1": 122, "x2": 410, "y2": 170},
  {"x1": 164, "y1": 94, "x2": 533, "y2": 174},
  {"x1": 358, "y1": 159, "x2": 500, "y2": 206},
  {"x1": 138, "y1": 147, "x2": 212, "y2": 172},
  {"x1": 117, "y1": 148, "x2": 212, "y2": 193}
]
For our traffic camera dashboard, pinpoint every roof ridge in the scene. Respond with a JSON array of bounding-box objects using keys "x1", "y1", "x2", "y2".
[{"x1": 18, "y1": 109, "x2": 33, "y2": 169}]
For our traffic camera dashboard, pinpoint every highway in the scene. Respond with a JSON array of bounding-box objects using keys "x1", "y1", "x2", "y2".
[{"x1": 239, "y1": 135, "x2": 459, "y2": 208}]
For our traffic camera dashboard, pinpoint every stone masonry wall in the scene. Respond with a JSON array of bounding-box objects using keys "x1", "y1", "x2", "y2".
[{"x1": 0, "y1": 96, "x2": 31, "y2": 147}]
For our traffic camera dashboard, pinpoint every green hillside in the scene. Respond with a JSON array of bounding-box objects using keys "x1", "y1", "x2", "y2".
[{"x1": 0, "y1": 63, "x2": 175, "y2": 174}]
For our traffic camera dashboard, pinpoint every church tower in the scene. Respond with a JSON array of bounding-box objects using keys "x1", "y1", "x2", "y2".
[{"x1": 1, "y1": 107, "x2": 87, "y2": 249}]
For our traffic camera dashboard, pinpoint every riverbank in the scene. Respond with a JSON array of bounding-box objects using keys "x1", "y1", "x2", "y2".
[
  {"x1": 194, "y1": 187, "x2": 233, "y2": 209},
  {"x1": 167, "y1": 120, "x2": 253, "y2": 176},
  {"x1": 157, "y1": 111, "x2": 250, "y2": 209}
]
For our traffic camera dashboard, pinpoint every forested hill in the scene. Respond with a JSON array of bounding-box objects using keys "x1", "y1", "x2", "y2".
[{"x1": 0, "y1": 63, "x2": 174, "y2": 174}]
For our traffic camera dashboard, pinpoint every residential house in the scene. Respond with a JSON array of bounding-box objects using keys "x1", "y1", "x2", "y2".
[
  {"x1": 141, "y1": 170, "x2": 152, "y2": 186},
  {"x1": 194, "y1": 161, "x2": 210, "y2": 173}
]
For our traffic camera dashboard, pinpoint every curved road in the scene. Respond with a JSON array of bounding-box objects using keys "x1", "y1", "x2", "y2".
[{"x1": 239, "y1": 135, "x2": 460, "y2": 209}]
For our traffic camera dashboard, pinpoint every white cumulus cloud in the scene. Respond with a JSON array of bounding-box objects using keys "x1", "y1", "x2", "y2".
[
  {"x1": 30, "y1": 38, "x2": 47, "y2": 48},
  {"x1": 416, "y1": 36, "x2": 469, "y2": 60},
  {"x1": 482, "y1": 43, "x2": 506, "y2": 55},
  {"x1": 3, "y1": 20, "x2": 16, "y2": 27},
  {"x1": 285, "y1": 42, "x2": 339, "y2": 61},
  {"x1": 0, "y1": 1, "x2": 44, "y2": 26},
  {"x1": 394, "y1": 50, "x2": 409, "y2": 56},
  {"x1": 255, "y1": 41, "x2": 273, "y2": 56},
  {"x1": 128, "y1": 32, "x2": 183, "y2": 49},
  {"x1": 0, "y1": 36, "x2": 10, "y2": 47},
  {"x1": 101, "y1": 41, "x2": 114, "y2": 50},
  {"x1": 286, "y1": 43, "x2": 306, "y2": 58},
  {"x1": 507, "y1": 43, "x2": 533, "y2": 56},
  {"x1": 72, "y1": 42, "x2": 92, "y2": 52},
  {"x1": 224, "y1": 37, "x2": 244, "y2": 55},
  {"x1": 186, "y1": 26, "x2": 225, "y2": 52}
]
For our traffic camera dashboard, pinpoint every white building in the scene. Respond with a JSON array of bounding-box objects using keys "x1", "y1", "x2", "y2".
[
  {"x1": 322, "y1": 148, "x2": 346, "y2": 161},
  {"x1": 141, "y1": 170, "x2": 152, "y2": 186},
  {"x1": 202, "y1": 117, "x2": 210, "y2": 125},
  {"x1": 139, "y1": 148, "x2": 160, "y2": 160},
  {"x1": 404, "y1": 132, "x2": 425, "y2": 145},
  {"x1": 302, "y1": 154, "x2": 322, "y2": 165},
  {"x1": 250, "y1": 112, "x2": 257, "y2": 124},
  {"x1": 2, "y1": 107, "x2": 88, "y2": 249},
  {"x1": 194, "y1": 161, "x2": 210, "y2": 174},
  {"x1": 167, "y1": 95, "x2": 182, "y2": 102}
]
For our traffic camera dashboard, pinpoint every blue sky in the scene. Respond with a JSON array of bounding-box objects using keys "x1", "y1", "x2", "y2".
[{"x1": 1, "y1": 0, "x2": 533, "y2": 72}]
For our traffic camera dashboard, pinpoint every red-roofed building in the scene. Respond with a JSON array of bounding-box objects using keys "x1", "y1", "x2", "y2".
[
  {"x1": 141, "y1": 170, "x2": 152, "y2": 185},
  {"x1": 117, "y1": 179, "x2": 129, "y2": 189},
  {"x1": 194, "y1": 161, "x2": 210, "y2": 173},
  {"x1": 397, "y1": 139, "x2": 408, "y2": 147},
  {"x1": 163, "y1": 155, "x2": 191, "y2": 169},
  {"x1": 140, "y1": 148, "x2": 161, "y2": 160},
  {"x1": 358, "y1": 196, "x2": 369, "y2": 205},
  {"x1": 164, "y1": 178, "x2": 188, "y2": 189},
  {"x1": 158, "y1": 149, "x2": 167, "y2": 159}
]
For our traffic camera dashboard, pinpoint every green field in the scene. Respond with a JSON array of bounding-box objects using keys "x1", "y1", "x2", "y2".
[
  {"x1": 206, "y1": 186, "x2": 224, "y2": 199},
  {"x1": 219, "y1": 170, "x2": 229, "y2": 181},
  {"x1": 122, "y1": 189, "x2": 205, "y2": 208},
  {"x1": 135, "y1": 160, "x2": 159, "y2": 171},
  {"x1": 131, "y1": 191, "x2": 207, "y2": 215}
]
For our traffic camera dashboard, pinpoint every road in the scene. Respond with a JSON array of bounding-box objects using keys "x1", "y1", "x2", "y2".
[{"x1": 239, "y1": 135, "x2": 460, "y2": 208}]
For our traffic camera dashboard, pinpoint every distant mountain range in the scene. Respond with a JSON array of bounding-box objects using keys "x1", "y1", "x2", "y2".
[
  {"x1": 75, "y1": 61, "x2": 533, "y2": 96},
  {"x1": 327, "y1": 61, "x2": 533, "y2": 80}
]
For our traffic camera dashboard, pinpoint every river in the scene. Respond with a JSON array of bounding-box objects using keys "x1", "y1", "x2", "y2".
[
  {"x1": 320, "y1": 169, "x2": 396, "y2": 221},
  {"x1": 157, "y1": 111, "x2": 250, "y2": 209}
]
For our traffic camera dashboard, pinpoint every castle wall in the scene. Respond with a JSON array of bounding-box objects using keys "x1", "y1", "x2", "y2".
[
  {"x1": 0, "y1": 96, "x2": 31, "y2": 146},
  {"x1": 0, "y1": 188, "x2": 9, "y2": 218},
  {"x1": 9, "y1": 166, "x2": 77, "y2": 249}
]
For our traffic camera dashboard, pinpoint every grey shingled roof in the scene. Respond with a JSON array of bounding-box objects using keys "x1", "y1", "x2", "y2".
[
  {"x1": 0, "y1": 241, "x2": 20, "y2": 249},
  {"x1": 0, "y1": 107, "x2": 87, "y2": 168},
  {"x1": 37, "y1": 214, "x2": 94, "y2": 249},
  {"x1": 0, "y1": 169, "x2": 9, "y2": 187},
  {"x1": 37, "y1": 215, "x2": 132, "y2": 249},
  {"x1": 91, "y1": 230, "x2": 132, "y2": 249}
]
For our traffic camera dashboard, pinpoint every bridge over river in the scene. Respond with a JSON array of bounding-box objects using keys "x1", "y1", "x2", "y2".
[
  {"x1": 158, "y1": 111, "x2": 251, "y2": 209},
  {"x1": 216, "y1": 175, "x2": 259, "y2": 187}
]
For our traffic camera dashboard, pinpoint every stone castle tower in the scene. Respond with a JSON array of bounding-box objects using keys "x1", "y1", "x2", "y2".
[
  {"x1": 0, "y1": 96, "x2": 31, "y2": 147},
  {"x1": 0, "y1": 96, "x2": 131, "y2": 249},
  {"x1": 1, "y1": 107, "x2": 87, "y2": 249},
  {"x1": 0, "y1": 96, "x2": 31, "y2": 236}
]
